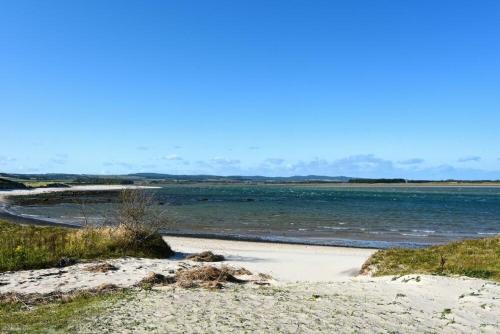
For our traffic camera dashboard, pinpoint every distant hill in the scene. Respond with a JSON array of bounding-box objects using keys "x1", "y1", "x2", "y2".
[
  {"x1": 127, "y1": 173, "x2": 351, "y2": 183},
  {"x1": 0, "y1": 172, "x2": 351, "y2": 184},
  {"x1": 1, "y1": 173, "x2": 496, "y2": 185},
  {"x1": 0, "y1": 173, "x2": 83, "y2": 181},
  {"x1": 0, "y1": 177, "x2": 28, "y2": 190}
]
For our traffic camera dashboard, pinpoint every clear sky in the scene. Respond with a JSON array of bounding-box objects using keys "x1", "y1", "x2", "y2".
[{"x1": 1, "y1": 1, "x2": 499, "y2": 179}]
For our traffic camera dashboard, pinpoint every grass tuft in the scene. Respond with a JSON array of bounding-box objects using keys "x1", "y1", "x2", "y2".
[
  {"x1": 0, "y1": 288, "x2": 128, "y2": 333},
  {"x1": 361, "y1": 236, "x2": 500, "y2": 281},
  {"x1": 0, "y1": 220, "x2": 174, "y2": 272}
]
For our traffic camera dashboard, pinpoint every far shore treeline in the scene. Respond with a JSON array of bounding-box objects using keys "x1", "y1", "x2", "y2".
[{"x1": 1, "y1": 172, "x2": 499, "y2": 190}]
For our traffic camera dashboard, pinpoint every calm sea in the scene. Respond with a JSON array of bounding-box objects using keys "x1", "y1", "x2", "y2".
[{"x1": 7, "y1": 184, "x2": 500, "y2": 248}]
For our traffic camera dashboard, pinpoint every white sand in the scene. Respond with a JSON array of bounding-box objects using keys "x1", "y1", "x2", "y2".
[
  {"x1": 75, "y1": 275, "x2": 500, "y2": 333},
  {"x1": 0, "y1": 237, "x2": 374, "y2": 294},
  {"x1": 165, "y1": 236, "x2": 376, "y2": 282},
  {"x1": 0, "y1": 258, "x2": 184, "y2": 294},
  {"x1": 0, "y1": 184, "x2": 158, "y2": 202}
]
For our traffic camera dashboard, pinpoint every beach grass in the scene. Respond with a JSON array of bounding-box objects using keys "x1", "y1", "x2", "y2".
[
  {"x1": 0, "y1": 220, "x2": 173, "y2": 272},
  {"x1": 363, "y1": 236, "x2": 500, "y2": 281},
  {"x1": 0, "y1": 290, "x2": 129, "y2": 333}
]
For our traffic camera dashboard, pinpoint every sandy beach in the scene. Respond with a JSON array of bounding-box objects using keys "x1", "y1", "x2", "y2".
[
  {"x1": 76, "y1": 275, "x2": 499, "y2": 333},
  {"x1": 166, "y1": 236, "x2": 376, "y2": 282},
  {"x1": 0, "y1": 236, "x2": 375, "y2": 296},
  {"x1": 1, "y1": 237, "x2": 498, "y2": 333}
]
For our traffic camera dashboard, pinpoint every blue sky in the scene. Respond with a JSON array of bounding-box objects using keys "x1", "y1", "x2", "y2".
[{"x1": 1, "y1": 1, "x2": 499, "y2": 179}]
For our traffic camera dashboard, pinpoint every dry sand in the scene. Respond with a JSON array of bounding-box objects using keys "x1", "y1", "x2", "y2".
[
  {"x1": 74, "y1": 275, "x2": 499, "y2": 333},
  {"x1": 1, "y1": 238, "x2": 498, "y2": 333},
  {"x1": 165, "y1": 236, "x2": 376, "y2": 282},
  {"x1": 0, "y1": 237, "x2": 374, "y2": 294}
]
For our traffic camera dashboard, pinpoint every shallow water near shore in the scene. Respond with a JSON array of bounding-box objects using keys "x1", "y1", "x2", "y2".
[{"x1": 5, "y1": 184, "x2": 500, "y2": 248}]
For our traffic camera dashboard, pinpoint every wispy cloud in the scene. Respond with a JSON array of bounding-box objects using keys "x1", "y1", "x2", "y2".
[
  {"x1": 50, "y1": 154, "x2": 69, "y2": 165},
  {"x1": 210, "y1": 157, "x2": 241, "y2": 165},
  {"x1": 136, "y1": 146, "x2": 149, "y2": 151},
  {"x1": 264, "y1": 158, "x2": 285, "y2": 165},
  {"x1": 398, "y1": 158, "x2": 425, "y2": 165},
  {"x1": 284, "y1": 155, "x2": 395, "y2": 177},
  {"x1": 163, "y1": 154, "x2": 183, "y2": 161},
  {"x1": 458, "y1": 156, "x2": 481, "y2": 163},
  {"x1": 0, "y1": 156, "x2": 16, "y2": 165},
  {"x1": 102, "y1": 161, "x2": 134, "y2": 169},
  {"x1": 140, "y1": 164, "x2": 157, "y2": 169}
]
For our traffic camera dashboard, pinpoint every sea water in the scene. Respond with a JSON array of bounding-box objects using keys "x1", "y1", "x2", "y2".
[{"x1": 7, "y1": 184, "x2": 500, "y2": 248}]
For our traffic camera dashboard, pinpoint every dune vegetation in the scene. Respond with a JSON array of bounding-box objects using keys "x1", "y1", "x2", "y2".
[
  {"x1": 0, "y1": 288, "x2": 129, "y2": 333},
  {"x1": 0, "y1": 220, "x2": 174, "y2": 272},
  {"x1": 362, "y1": 236, "x2": 500, "y2": 281},
  {"x1": 0, "y1": 189, "x2": 174, "y2": 272}
]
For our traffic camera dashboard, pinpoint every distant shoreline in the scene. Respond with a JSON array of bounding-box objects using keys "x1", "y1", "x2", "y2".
[
  {"x1": 0, "y1": 185, "x2": 157, "y2": 229},
  {"x1": 1, "y1": 184, "x2": 497, "y2": 250},
  {"x1": 0, "y1": 185, "x2": 385, "y2": 250}
]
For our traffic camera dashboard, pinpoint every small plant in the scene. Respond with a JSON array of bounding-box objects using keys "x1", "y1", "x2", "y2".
[{"x1": 440, "y1": 308, "x2": 452, "y2": 319}]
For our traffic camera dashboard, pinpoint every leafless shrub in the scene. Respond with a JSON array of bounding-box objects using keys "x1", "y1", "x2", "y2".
[
  {"x1": 75, "y1": 197, "x2": 90, "y2": 227},
  {"x1": 73, "y1": 189, "x2": 174, "y2": 258},
  {"x1": 114, "y1": 189, "x2": 169, "y2": 235},
  {"x1": 439, "y1": 253, "x2": 447, "y2": 272}
]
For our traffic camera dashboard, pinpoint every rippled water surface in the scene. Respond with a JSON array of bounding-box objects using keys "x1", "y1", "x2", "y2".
[{"x1": 9, "y1": 184, "x2": 500, "y2": 248}]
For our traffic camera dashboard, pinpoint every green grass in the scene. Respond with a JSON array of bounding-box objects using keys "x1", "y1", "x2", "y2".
[
  {"x1": 20, "y1": 181, "x2": 67, "y2": 188},
  {"x1": 0, "y1": 291, "x2": 129, "y2": 333},
  {"x1": 362, "y1": 236, "x2": 500, "y2": 281},
  {"x1": 0, "y1": 220, "x2": 174, "y2": 272}
]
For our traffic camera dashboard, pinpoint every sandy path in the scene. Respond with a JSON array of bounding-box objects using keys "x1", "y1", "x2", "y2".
[
  {"x1": 165, "y1": 236, "x2": 376, "y2": 282},
  {"x1": 75, "y1": 275, "x2": 500, "y2": 334}
]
